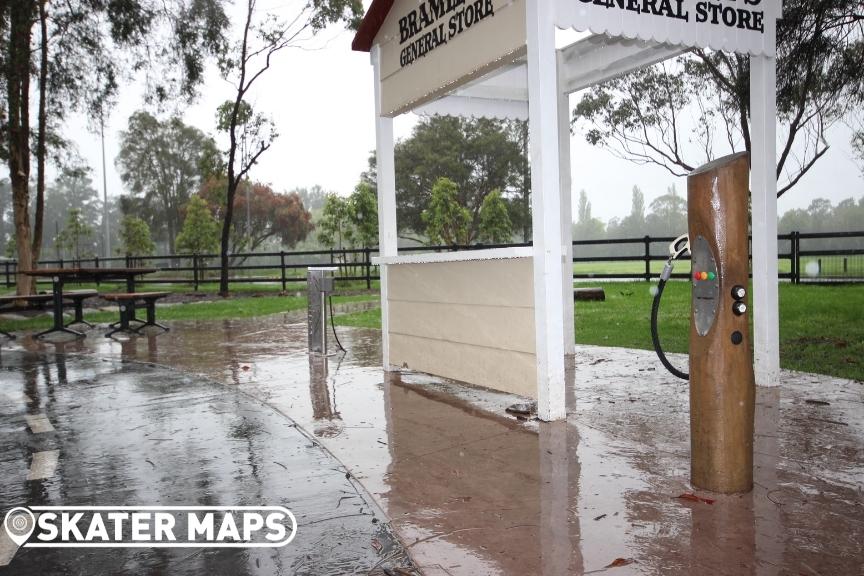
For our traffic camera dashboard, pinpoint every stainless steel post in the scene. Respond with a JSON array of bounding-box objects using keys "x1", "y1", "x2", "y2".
[{"x1": 307, "y1": 267, "x2": 338, "y2": 355}]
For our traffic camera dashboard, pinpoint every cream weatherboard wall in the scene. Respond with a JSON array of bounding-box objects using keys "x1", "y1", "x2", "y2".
[{"x1": 387, "y1": 257, "x2": 536, "y2": 398}]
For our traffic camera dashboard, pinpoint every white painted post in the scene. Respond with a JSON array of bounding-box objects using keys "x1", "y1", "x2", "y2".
[
  {"x1": 372, "y1": 45, "x2": 398, "y2": 370},
  {"x1": 749, "y1": 54, "x2": 780, "y2": 387},
  {"x1": 557, "y1": 55, "x2": 575, "y2": 357},
  {"x1": 527, "y1": 0, "x2": 567, "y2": 421}
]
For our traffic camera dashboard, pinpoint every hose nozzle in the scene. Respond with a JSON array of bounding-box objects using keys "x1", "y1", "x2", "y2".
[{"x1": 661, "y1": 261, "x2": 674, "y2": 282}]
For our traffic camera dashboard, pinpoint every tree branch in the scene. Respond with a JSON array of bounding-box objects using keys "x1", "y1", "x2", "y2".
[{"x1": 778, "y1": 143, "x2": 829, "y2": 196}]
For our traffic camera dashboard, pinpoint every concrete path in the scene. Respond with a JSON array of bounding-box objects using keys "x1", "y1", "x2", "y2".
[{"x1": 0, "y1": 347, "x2": 414, "y2": 575}]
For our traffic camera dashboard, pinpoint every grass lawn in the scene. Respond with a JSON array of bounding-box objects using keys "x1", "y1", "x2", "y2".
[
  {"x1": 0, "y1": 294, "x2": 376, "y2": 333},
  {"x1": 333, "y1": 282, "x2": 864, "y2": 382}
]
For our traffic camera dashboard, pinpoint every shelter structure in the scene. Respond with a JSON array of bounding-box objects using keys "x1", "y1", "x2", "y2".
[{"x1": 353, "y1": 0, "x2": 782, "y2": 421}]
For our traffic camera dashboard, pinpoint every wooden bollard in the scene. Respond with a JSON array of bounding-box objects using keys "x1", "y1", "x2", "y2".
[{"x1": 687, "y1": 152, "x2": 755, "y2": 494}]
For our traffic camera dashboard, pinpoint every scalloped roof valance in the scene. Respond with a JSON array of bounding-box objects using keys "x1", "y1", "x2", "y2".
[{"x1": 354, "y1": 0, "x2": 781, "y2": 55}]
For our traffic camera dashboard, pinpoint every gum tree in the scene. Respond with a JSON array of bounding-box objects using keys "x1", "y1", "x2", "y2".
[
  {"x1": 478, "y1": 190, "x2": 513, "y2": 244},
  {"x1": 394, "y1": 115, "x2": 524, "y2": 238},
  {"x1": 176, "y1": 195, "x2": 220, "y2": 256},
  {"x1": 215, "y1": 0, "x2": 362, "y2": 296},
  {"x1": 854, "y1": 131, "x2": 864, "y2": 176},
  {"x1": 117, "y1": 216, "x2": 156, "y2": 258},
  {"x1": 572, "y1": 0, "x2": 863, "y2": 197},
  {"x1": 55, "y1": 208, "x2": 94, "y2": 261},
  {"x1": 317, "y1": 194, "x2": 355, "y2": 252},
  {"x1": 422, "y1": 178, "x2": 472, "y2": 247},
  {"x1": 117, "y1": 112, "x2": 217, "y2": 252},
  {"x1": 199, "y1": 178, "x2": 313, "y2": 254}
]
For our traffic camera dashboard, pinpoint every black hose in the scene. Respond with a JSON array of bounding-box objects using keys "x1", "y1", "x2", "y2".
[
  {"x1": 328, "y1": 295, "x2": 346, "y2": 353},
  {"x1": 651, "y1": 277, "x2": 689, "y2": 380}
]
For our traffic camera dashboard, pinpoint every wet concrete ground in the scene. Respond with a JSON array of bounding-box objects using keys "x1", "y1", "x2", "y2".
[
  {"x1": 0, "y1": 340, "x2": 414, "y2": 574},
  {"x1": 3, "y1": 311, "x2": 863, "y2": 575}
]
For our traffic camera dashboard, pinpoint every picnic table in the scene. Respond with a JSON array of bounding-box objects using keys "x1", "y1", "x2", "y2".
[{"x1": 21, "y1": 267, "x2": 158, "y2": 339}]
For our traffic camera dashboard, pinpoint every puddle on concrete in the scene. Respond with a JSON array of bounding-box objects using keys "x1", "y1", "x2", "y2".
[{"x1": 6, "y1": 312, "x2": 864, "y2": 575}]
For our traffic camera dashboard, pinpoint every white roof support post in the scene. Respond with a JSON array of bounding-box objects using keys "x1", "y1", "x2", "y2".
[
  {"x1": 557, "y1": 54, "x2": 575, "y2": 358},
  {"x1": 749, "y1": 54, "x2": 780, "y2": 387},
  {"x1": 527, "y1": 0, "x2": 567, "y2": 421},
  {"x1": 373, "y1": 45, "x2": 398, "y2": 369}
]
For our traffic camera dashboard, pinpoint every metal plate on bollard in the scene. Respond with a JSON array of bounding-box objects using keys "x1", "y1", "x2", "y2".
[{"x1": 692, "y1": 235, "x2": 719, "y2": 337}]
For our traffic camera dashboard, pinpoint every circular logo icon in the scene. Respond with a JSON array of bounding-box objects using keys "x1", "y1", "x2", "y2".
[{"x1": 4, "y1": 507, "x2": 36, "y2": 546}]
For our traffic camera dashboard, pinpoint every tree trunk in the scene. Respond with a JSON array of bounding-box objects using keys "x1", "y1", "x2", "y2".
[
  {"x1": 6, "y1": 0, "x2": 35, "y2": 298},
  {"x1": 167, "y1": 217, "x2": 176, "y2": 255},
  {"x1": 219, "y1": 176, "x2": 236, "y2": 296},
  {"x1": 31, "y1": 0, "x2": 48, "y2": 266},
  {"x1": 219, "y1": 131, "x2": 238, "y2": 295}
]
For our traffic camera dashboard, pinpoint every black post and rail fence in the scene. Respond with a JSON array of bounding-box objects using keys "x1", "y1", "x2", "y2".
[{"x1": 1, "y1": 231, "x2": 862, "y2": 290}]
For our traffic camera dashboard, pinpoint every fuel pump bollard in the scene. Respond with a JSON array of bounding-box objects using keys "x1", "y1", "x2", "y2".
[
  {"x1": 688, "y1": 152, "x2": 755, "y2": 494},
  {"x1": 307, "y1": 267, "x2": 338, "y2": 355}
]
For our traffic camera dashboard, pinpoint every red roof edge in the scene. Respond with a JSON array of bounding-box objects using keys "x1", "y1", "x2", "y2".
[{"x1": 352, "y1": 0, "x2": 395, "y2": 52}]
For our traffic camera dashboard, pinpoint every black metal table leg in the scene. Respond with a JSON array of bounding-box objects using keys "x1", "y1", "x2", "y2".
[
  {"x1": 133, "y1": 299, "x2": 169, "y2": 333},
  {"x1": 50, "y1": 276, "x2": 64, "y2": 331},
  {"x1": 66, "y1": 298, "x2": 94, "y2": 329},
  {"x1": 36, "y1": 277, "x2": 85, "y2": 339},
  {"x1": 105, "y1": 303, "x2": 133, "y2": 338},
  {"x1": 126, "y1": 274, "x2": 138, "y2": 322}
]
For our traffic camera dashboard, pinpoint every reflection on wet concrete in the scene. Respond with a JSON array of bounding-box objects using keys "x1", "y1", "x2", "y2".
[
  {"x1": 309, "y1": 355, "x2": 338, "y2": 422},
  {"x1": 5, "y1": 311, "x2": 864, "y2": 575}
]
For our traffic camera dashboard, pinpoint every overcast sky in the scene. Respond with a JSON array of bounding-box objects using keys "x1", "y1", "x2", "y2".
[{"x1": 61, "y1": 2, "x2": 863, "y2": 226}]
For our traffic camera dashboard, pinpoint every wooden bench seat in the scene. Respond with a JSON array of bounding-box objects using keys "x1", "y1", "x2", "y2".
[
  {"x1": 0, "y1": 290, "x2": 98, "y2": 338},
  {"x1": 102, "y1": 292, "x2": 170, "y2": 338},
  {"x1": 0, "y1": 293, "x2": 54, "y2": 309}
]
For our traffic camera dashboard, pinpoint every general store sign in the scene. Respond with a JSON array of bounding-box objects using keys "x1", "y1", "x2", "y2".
[
  {"x1": 377, "y1": 0, "x2": 526, "y2": 117},
  {"x1": 398, "y1": 0, "x2": 499, "y2": 67},
  {"x1": 556, "y1": 0, "x2": 781, "y2": 56}
]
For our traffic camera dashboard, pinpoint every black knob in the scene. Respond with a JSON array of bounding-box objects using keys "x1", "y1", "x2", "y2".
[
  {"x1": 732, "y1": 301, "x2": 747, "y2": 316},
  {"x1": 731, "y1": 331, "x2": 743, "y2": 345},
  {"x1": 731, "y1": 285, "x2": 746, "y2": 300}
]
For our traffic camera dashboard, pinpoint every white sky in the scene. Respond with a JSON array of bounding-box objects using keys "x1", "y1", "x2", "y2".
[{"x1": 61, "y1": 2, "x2": 863, "y2": 226}]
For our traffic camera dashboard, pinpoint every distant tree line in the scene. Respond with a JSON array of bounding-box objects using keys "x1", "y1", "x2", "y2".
[
  {"x1": 0, "y1": 167, "x2": 123, "y2": 260},
  {"x1": 572, "y1": 189, "x2": 864, "y2": 258},
  {"x1": 778, "y1": 195, "x2": 864, "y2": 251},
  {"x1": 0, "y1": 109, "x2": 318, "y2": 263},
  {"x1": 572, "y1": 185, "x2": 689, "y2": 258}
]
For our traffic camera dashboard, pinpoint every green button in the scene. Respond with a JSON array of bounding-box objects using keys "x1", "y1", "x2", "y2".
[{"x1": 708, "y1": 272, "x2": 716, "y2": 281}]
